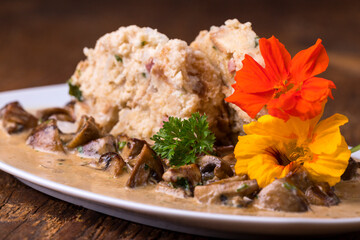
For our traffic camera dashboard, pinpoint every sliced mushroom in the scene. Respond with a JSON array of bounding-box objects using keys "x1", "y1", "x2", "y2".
[
  {"x1": 37, "y1": 107, "x2": 75, "y2": 123},
  {"x1": 255, "y1": 178, "x2": 308, "y2": 212},
  {"x1": 214, "y1": 145, "x2": 234, "y2": 157},
  {"x1": 162, "y1": 164, "x2": 202, "y2": 196},
  {"x1": 221, "y1": 153, "x2": 237, "y2": 168},
  {"x1": 80, "y1": 135, "x2": 116, "y2": 158},
  {"x1": 26, "y1": 119, "x2": 64, "y2": 153},
  {"x1": 194, "y1": 176, "x2": 258, "y2": 207},
  {"x1": 91, "y1": 152, "x2": 125, "y2": 177},
  {"x1": 126, "y1": 144, "x2": 164, "y2": 188},
  {"x1": 59, "y1": 133, "x2": 75, "y2": 144},
  {"x1": 66, "y1": 115, "x2": 102, "y2": 148},
  {"x1": 64, "y1": 101, "x2": 76, "y2": 119},
  {"x1": 305, "y1": 182, "x2": 340, "y2": 206},
  {"x1": 0, "y1": 101, "x2": 37, "y2": 134},
  {"x1": 285, "y1": 168, "x2": 314, "y2": 192},
  {"x1": 155, "y1": 181, "x2": 188, "y2": 199},
  {"x1": 285, "y1": 168, "x2": 340, "y2": 206},
  {"x1": 341, "y1": 158, "x2": 358, "y2": 181},
  {"x1": 119, "y1": 137, "x2": 146, "y2": 166},
  {"x1": 197, "y1": 155, "x2": 233, "y2": 183}
]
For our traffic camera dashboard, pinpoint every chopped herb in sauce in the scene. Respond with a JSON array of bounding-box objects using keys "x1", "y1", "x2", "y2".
[
  {"x1": 118, "y1": 141, "x2": 127, "y2": 151},
  {"x1": 114, "y1": 54, "x2": 123, "y2": 63},
  {"x1": 142, "y1": 72, "x2": 147, "y2": 78},
  {"x1": 212, "y1": 45, "x2": 217, "y2": 50},
  {"x1": 254, "y1": 36, "x2": 260, "y2": 48},
  {"x1": 77, "y1": 146, "x2": 83, "y2": 154},
  {"x1": 237, "y1": 183, "x2": 249, "y2": 192},
  {"x1": 144, "y1": 163, "x2": 149, "y2": 170},
  {"x1": 283, "y1": 182, "x2": 297, "y2": 191},
  {"x1": 176, "y1": 177, "x2": 190, "y2": 190}
]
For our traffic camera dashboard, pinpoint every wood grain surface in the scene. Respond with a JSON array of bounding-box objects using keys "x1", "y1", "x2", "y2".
[{"x1": 0, "y1": 0, "x2": 359, "y2": 239}]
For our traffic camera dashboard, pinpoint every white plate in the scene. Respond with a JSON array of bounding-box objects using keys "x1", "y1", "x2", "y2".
[{"x1": 0, "y1": 84, "x2": 360, "y2": 238}]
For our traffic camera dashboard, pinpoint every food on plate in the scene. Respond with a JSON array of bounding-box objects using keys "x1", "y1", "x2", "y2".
[
  {"x1": 191, "y1": 19, "x2": 267, "y2": 138},
  {"x1": 68, "y1": 25, "x2": 231, "y2": 144},
  {"x1": 0, "y1": 19, "x2": 358, "y2": 215}
]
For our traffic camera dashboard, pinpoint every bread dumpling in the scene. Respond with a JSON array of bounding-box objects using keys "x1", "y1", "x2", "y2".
[
  {"x1": 191, "y1": 19, "x2": 267, "y2": 137},
  {"x1": 70, "y1": 25, "x2": 231, "y2": 143}
]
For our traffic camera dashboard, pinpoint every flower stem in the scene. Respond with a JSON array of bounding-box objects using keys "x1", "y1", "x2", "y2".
[{"x1": 351, "y1": 144, "x2": 360, "y2": 153}]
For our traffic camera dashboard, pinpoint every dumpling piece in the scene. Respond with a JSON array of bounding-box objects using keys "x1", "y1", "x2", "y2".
[
  {"x1": 191, "y1": 19, "x2": 267, "y2": 139},
  {"x1": 70, "y1": 25, "x2": 231, "y2": 143}
]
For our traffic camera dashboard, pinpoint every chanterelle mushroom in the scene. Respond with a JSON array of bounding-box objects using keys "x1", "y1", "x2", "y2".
[
  {"x1": 26, "y1": 119, "x2": 64, "y2": 153},
  {"x1": 194, "y1": 176, "x2": 258, "y2": 207},
  {"x1": 0, "y1": 101, "x2": 37, "y2": 134},
  {"x1": 118, "y1": 137, "x2": 146, "y2": 166},
  {"x1": 80, "y1": 135, "x2": 116, "y2": 158},
  {"x1": 126, "y1": 144, "x2": 164, "y2": 188},
  {"x1": 162, "y1": 164, "x2": 202, "y2": 196},
  {"x1": 285, "y1": 169, "x2": 340, "y2": 206},
  {"x1": 197, "y1": 155, "x2": 233, "y2": 183},
  {"x1": 341, "y1": 158, "x2": 358, "y2": 181},
  {"x1": 91, "y1": 152, "x2": 125, "y2": 177},
  {"x1": 67, "y1": 115, "x2": 102, "y2": 148},
  {"x1": 255, "y1": 178, "x2": 309, "y2": 212},
  {"x1": 37, "y1": 107, "x2": 75, "y2": 123}
]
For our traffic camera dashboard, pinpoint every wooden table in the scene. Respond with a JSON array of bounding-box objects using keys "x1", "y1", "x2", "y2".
[{"x1": 0, "y1": 0, "x2": 359, "y2": 239}]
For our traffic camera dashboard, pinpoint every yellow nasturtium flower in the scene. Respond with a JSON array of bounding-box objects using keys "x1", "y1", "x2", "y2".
[{"x1": 234, "y1": 113, "x2": 351, "y2": 188}]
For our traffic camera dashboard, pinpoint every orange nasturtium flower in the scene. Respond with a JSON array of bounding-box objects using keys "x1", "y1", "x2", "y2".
[
  {"x1": 234, "y1": 113, "x2": 351, "y2": 188},
  {"x1": 225, "y1": 36, "x2": 336, "y2": 121}
]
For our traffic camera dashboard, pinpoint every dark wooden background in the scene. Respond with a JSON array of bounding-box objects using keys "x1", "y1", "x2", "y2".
[{"x1": 0, "y1": 0, "x2": 359, "y2": 239}]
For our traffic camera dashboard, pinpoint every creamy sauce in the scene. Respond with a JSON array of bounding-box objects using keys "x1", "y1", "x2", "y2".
[{"x1": 1, "y1": 130, "x2": 360, "y2": 218}]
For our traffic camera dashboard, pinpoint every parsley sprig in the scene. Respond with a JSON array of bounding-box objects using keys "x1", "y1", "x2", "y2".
[{"x1": 151, "y1": 113, "x2": 215, "y2": 166}]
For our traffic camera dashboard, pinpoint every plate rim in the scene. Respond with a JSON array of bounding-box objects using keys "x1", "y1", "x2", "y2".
[{"x1": 1, "y1": 84, "x2": 360, "y2": 234}]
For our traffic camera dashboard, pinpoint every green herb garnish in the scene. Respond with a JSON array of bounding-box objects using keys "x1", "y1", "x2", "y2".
[
  {"x1": 77, "y1": 146, "x2": 83, "y2": 154},
  {"x1": 212, "y1": 45, "x2": 217, "y2": 50},
  {"x1": 114, "y1": 54, "x2": 123, "y2": 63},
  {"x1": 254, "y1": 36, "x2": 260, "y2": 48},
  {"x1": 151, "y1": 112, "x2": 215, "y2": 166},
  {"x1": 176, "y1": 177, "x2": 190, "y2": 190},
  {"x1": 68, "y1": 79, "x2": 83, "y2": 101},
  {"x1": 283, "y1": 182, "x2": 297, "y2": 191},
  {"x1": 118, "y1": 141, "x2": 127, "y2": 151},
  {"x1": 141, "y1": 41, "x2": 147, "y2": 47},
  {"x1": 237, "y1": 183, "x2": 249, "y2": 192},
  {"x1": 142, "y1": 72, "x2": 146, "y2": 78},
  {"x1": 144, "y1": 163, "x2": 149, "y2": 170}
]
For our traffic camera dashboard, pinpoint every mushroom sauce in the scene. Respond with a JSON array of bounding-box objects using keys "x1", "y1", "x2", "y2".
[{"x1": 1, "y1": 129, "x2": 360, "y2": 218}]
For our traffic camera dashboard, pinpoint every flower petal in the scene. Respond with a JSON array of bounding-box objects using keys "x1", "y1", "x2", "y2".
[
  {"x1": 233, "y1": 55, "x2": 275, "y2": 93},
  {"x1": 247, "y1": 153, "x2": 295, "y2": 188},
  {"x1": 266, "y1": 90, "x2": 298, "y2": 120},
  {"x1": 260, "y1": 36, "x2": 291, "y2": 85},
  {"x1": 301, "y1": 77, "x2": 336, "y2": 102},
  {"x1": 234, "y1": 135, "x2": 274, "y2": 175},
  {"x1": 309, "y1": 114, "x2": 349, "y2": 154},
  {"x1": 267, "y1": 107, "x2": 289, "y2": 121},
  {"x1": 244, "y1": 114, "x2": 319, "y2": 144},
  {"x1": 304, "y1": 137, "x2": 350, "y2": 186},
  {"x1": 235, "y1": 135, "x2": 274, "y2": 157},
  {"x1": 290, "y1": 39, "x2": 329, "y2": 81},
  {"x1": 225, "y1": 89, "x2": 274, "y2": 119},
  {"x1": 285, "y1": 97, "x2": 324, "y2": 120}
]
